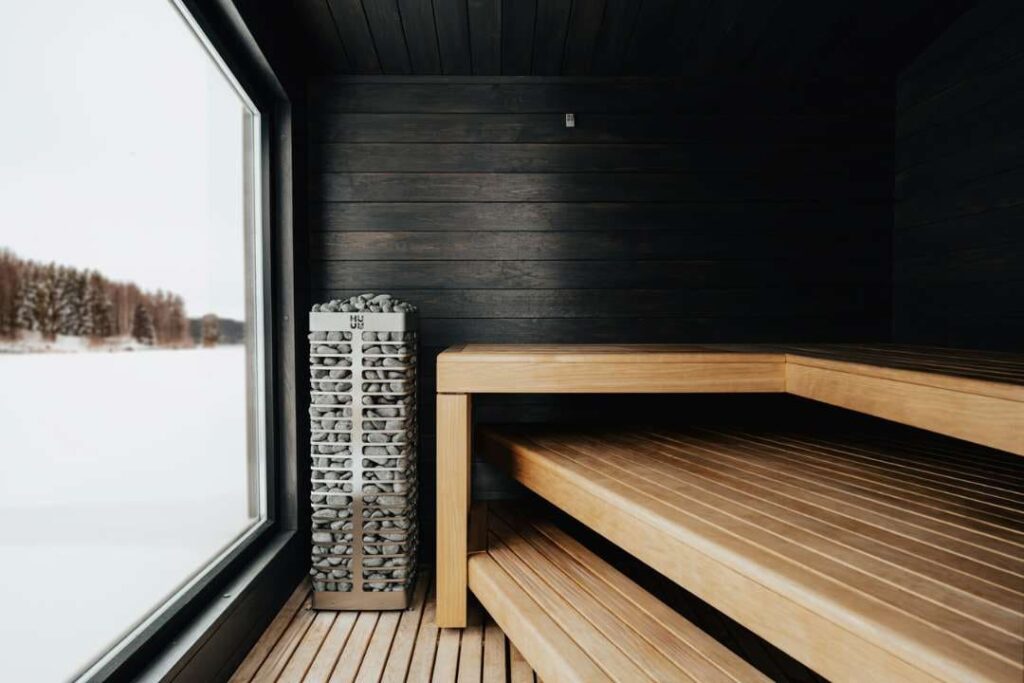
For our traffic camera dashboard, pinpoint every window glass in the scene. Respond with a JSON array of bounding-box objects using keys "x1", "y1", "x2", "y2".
[{"x1": 0, "y1": 1, "x2": 265, "y2": 679}]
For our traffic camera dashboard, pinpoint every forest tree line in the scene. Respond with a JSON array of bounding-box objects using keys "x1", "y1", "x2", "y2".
[{"x1": 0, "y1": 248, "x2": 194, "y2": 345}]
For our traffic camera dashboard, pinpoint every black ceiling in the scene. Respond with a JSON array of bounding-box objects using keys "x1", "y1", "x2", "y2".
[{"x1": 281, "y1": 0, "x2": 975, "y2": 78}]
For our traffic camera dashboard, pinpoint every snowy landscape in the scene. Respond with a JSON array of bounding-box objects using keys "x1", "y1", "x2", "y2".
[
  {"x1": 0, "y1": 346, "x2": 255, "y2": 681},
  {"x1": 0, "y1": 252, "x2": 254, "y2": 680},
  {"x1": 0, "y1": 2, "x2": 258, "y2": 676}
]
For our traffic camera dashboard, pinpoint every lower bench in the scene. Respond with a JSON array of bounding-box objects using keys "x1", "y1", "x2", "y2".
[
  {"x1": 478, "y1": 423, "x2": 1024, "y2": 683},
  {"x1": 468, "y1": 504, "x2": 769, "y2": 683}
]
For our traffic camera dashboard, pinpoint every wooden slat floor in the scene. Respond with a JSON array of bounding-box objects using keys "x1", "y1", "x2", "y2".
[
  {"x1": 479, "y1": 421, "x2": 1024, "y2": 683},
  {"x1": 231, "y1": 569, "x2": 538, "y2": 682}
]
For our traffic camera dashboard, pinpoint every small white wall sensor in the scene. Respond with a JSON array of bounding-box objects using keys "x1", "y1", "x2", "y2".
[{"x1": 565, "y1": 112, "x2": 575, "y2": 128}]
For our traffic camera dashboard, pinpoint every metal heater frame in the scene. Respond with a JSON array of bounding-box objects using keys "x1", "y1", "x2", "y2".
[{"x1": 309, "y1": 310, "x2": 418, "y2": 610}]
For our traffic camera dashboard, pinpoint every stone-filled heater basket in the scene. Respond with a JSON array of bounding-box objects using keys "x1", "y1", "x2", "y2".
[{"x1": 308, "y1": 297, "x2": 418, "y2": 610}]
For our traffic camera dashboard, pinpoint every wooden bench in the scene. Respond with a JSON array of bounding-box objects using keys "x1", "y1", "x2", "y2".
[
  {"x1": 780, "y1": 344, "x2": 1024, "y2": 453},
  {"x1": 469, "y1": 504, "x2": 771, "y2": 683},
  {"x1": 477, "y1": 423, "x2": 1024, "y2": 683},
  {"x1": 436, "y1": 344, "x2": 1023, "y2": 629}
]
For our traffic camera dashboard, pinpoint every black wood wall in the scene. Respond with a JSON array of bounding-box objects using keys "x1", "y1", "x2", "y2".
[
  {"x1": 307, "y1": 76, "x2": 893, "y2": 537},
  {"x1": 895, "y1": 1, "x2": 1024, "y2": 350}
]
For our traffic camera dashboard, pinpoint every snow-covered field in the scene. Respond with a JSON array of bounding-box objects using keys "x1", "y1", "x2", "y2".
[
  {"x1": 0, "y1": 331, "x2": 164, "y2": 354},
  {"x1": 0, "y1": 346, "x2": 257, "y2": 682}
]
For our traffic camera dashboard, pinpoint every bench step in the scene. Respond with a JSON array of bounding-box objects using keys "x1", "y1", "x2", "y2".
[
  {"x1": 437, "y1": 343, "x2": 1024, "y2": 453},
  {"x1": 468, "y1": 505, "x2": 770, "y2": 683},
  {"x1": 478, "y1": 422, "x2": 1024, "y2": 683}
]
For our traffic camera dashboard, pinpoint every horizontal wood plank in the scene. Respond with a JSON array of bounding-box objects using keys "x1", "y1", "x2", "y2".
[
  {"x1": 311, "y1": 287, "x2": 885, "y2": 319},
  {"x1": 785, "y1": 361, "x2": 1024, "y2": 455},
  {"x1": 314, "y1": 142, "x2": 887, "y2": 173},
  {"x1": 310, "y1": 81, "x2": 891, "y2": 114},
  {"x1": 230, "y1": 570, "x2": 538, "y2": 682},
  {"x1": 414, "y1": 317, "x2": 889, "y2": 346},
  {"x1": 313, "y1": 171, "x2": 891, "y2": 202},
  {"x1": 311, "y1": 113, "x2": 891, "y2": 144},
  {"x1": 469, "y1": 554, "x2": 610, "y2": 682},
  {"x1": 310, "y1": 201, "x2": 888, "y2": 231},
  {"x1": 439, "y1": 344, "x2": 786, "y2": 393},
  {"x1": 438, "y1": 344, "x2": 1024, "y2": 454},
  {"x1": 477, "y1": 424, "x2": 1024, "y2": 683},
  {"x1": 310, "y1": 227, "x2": 889, "y2": 260},
  {"x1": 312, "y1": 261, "x2": 883, "y2": 290},
  {"x1": 308, "y1": 76, "x2": 893, "y2": 527}
]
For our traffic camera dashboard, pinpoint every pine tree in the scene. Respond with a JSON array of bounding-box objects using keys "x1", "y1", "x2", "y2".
[
  {"x1": 1, "y1": 251, "x2": 189, "y2": 345},
  {"x1": 166, "y1": 295, "x2": 187, "y2": 346},
  {"x1": 131, "y1": 303, "x2": 156, "y2": 345},
  {"x1": 0, "y1": 249, "x2": 19, "y2": 337},
  {"x1": 34, "y1": 263, "x2": 60, "y2": 340},
  {"x1": 73, "y1": 270, "x2": 90, "y2": 334},
  {"x1": 83, "y1": 272, "x2": 114, "y2": 338},
  {"x1": 56, "y1": 266, "x2": 85, "y2": 336},
  {"x1": 15, "y1": 263, "x2": 37, "y2": 331}
]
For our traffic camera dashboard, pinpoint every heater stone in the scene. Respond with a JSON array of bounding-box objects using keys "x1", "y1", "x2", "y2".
[{"x1": 308, "y1": 294, "x2": 418, "y2": 610}]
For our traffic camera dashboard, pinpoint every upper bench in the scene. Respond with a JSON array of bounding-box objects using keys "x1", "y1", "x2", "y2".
[{"x1": 437, "y1": 343, "x2": 1024, "y2": 455}]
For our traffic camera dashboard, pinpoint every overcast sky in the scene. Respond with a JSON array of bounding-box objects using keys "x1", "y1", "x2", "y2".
[{"x1": 0, "y1": 0, "x2": 250, "y2": 320}]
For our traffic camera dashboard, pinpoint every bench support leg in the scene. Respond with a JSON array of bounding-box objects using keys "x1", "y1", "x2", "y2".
[{"x1": 436, "y1": 392, "x2": 471, "y2": 627}]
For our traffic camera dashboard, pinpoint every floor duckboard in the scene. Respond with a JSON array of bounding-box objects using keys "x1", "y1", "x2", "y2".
[{"x1": 231, "y1": 569, "x2": 538, "y2": 682}]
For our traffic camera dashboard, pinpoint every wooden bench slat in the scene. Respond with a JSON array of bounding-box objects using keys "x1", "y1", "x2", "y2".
[
  {"x1": 638, "y1": 429, "x2": 1024, "y2": 561},
  {"x1": 552, "y1": 431, "x2": 1022, "y2": 639},
  {"x1": 645, "y1": 429, "x2": 1024, "y2": 539},
  {"x1": 437, "y1": 343, "x2": 1024, "y2": 454},
  {"x1": 479, "y1": 425, "x2": 1024, "y2": 683},
  {"x1": 820, "y1": 431, "x2": 1024, "y2": 482},
  {"x1": 629, "y1": 430, "x2": 1024, "y2": 585},
  {"x1": 485, "y1": 534, "x2": 660, "y2": 682},
  {"x1": 492, "y1": 506, "x2": 764, "y2": 683},
  {"x1": 468, "y1": 553, "x2": 613, "y2": 683},
  {"x1": 596, "y1": 432, "x2": 1024, "y2": 605},
  {"x1": 488, "y1": 515, "x2": 705, "y2": 683},
  {"x1": 721, "y1": 429, "x2": 1024, "y2": 504},
  {"x1": 470, "y1": 508, "x2": 770, "y2": 683},
  {"x1": 784, "y1": 360, "x2": 1023, "y2": 453},
  {"x1": 779, "y1": 344, "x2": 1024, "y2": 386},
  {"x1": 530, "y1": 430, "x2": 1021, "y2": 654}
]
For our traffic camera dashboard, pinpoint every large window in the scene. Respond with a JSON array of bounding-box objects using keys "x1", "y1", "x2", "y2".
[{"x1": 0, "y1": 1, "x2": 267, "y2": 679}]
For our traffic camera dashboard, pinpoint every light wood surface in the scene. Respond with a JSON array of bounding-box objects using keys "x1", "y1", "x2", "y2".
[
  {"x1": 785, "y1": 354, "x2": 1024, "y2": 454},
  {"x1": 438, "y1": 345, "x2": 786, "y2": 394},
  {"x1": 230, "y1": 580, "x2": 314, "y2": 682},
  {"x1": 231, "y1": 569, "x2": 537, "y2": 682},
  {"x1": 469, "y1": 505, "x2": 771, "y2": 683},
  {"x1": 437, "y1": 394, "x2": 472, "y2": 628},
  {"x1": 469, "y1": 553, "x2": 608, "y2": 683},
  {"x1": 477, "y1": 424, "x2": 1024, "y2": 683},
  {"x1": 436, "y1": 344, "x2": 1023, "y2": 454},
  {"x1": 436, "y1": 343, "x2": 1024, "y2": 626},
  {"x1": 780, "y1": 344, "x2": 1024, "y2": 387}
]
